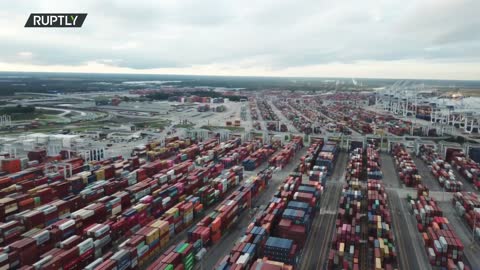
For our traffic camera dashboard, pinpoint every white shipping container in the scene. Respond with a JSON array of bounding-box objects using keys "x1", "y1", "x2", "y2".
[
  {"x1": 85, "y1": 258, "x2": 104, "y2": 270},
  {"x1": 33, "y1": 255, "x2": 52, "y2": 269},
  {"x1": 94, "y1": 225, "x2": 110, "y2": 238},
  {"x1": 33, "y1": 230, "x2": 50, "y2": 245},
  {"x1": 58, "y1": 219, "x2": 75, "y2": 231},
  {"x1": 78, "y1": 238, "x2": 94, "y2": 255},
  {"x1": 94, "y1": 235, "x2": 111, "y2": 249}
]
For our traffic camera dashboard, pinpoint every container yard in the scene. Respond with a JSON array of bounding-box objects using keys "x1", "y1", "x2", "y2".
[{"x1": 1, "y1": 86, "x2": 480, "y2": 270}]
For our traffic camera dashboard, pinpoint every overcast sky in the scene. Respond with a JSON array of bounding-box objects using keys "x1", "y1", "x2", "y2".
[{"x1": 0, "y1": 0, "x2": 479, "y2": 80}]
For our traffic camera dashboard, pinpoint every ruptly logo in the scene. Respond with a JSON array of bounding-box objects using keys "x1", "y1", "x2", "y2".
[{"x1": 25, "y1": 13, "x2": 87, "y2": 28}]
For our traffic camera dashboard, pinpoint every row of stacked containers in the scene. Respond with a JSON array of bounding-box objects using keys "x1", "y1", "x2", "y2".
[
  {"x1": 315, "y1": 141, "x2": 339, "y2": 176},
  {"x1": 242, "y1": 147, "x2": 276, "y2": 171},
  {"x1": 0, "y1": 135, "x2": 283, "y2": 269},
  {"x1": 452, "y1": 192, "x2": 480, "y2": 244},
  {"x1": 319, "y1": 102, "x2": 419, "y2": 136},
  {"x1": 215, "y1": 136, "x2": 332, "y2": 270},
  {"x1": 329, "y1": 144, "x2": 398, "y2": 270},
  {"x1": 389, "y1": 143, "x2": 472, "y2": 269},
  {"x1": 391, "y1": 143, "x2": 423, "y2": 187},
  {"x1": 418, "y1": 145, "x2": 463, "y2": 192},
  {"x1": 287, "y1": 99, "x2": 327, "y2": 134},
  {"x1": 256, "y1": 100, "x2": 278, "y2": 122},
  {"x1": 445, "y1": 148, "x2": 480, "y2": 190},
  {"x1": 299, "y1": 138, "x2": 327, "y2": 185},
  {"x1": 268, "y1": 140, "x2": 301, "y2": 169},
  {"x1": 249, "y1": 98, "x2": 259, "y2": 121},
  {"x1": 272, "y1": 99, "x2": 315, "y2": 134},
  {"x1": 141, "y1": 135, "x2": 303, "y2": 270},
  {"x1": 408, "y1": 194, "x2": 469, "y2": 269}
]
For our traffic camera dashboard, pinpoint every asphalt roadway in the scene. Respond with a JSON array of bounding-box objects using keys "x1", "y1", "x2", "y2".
[
  {"x1": 297, "y1": 151, "x2": 348, "y2": 270},
  {"x1": 413, "y1": 156, "x2": 443, "y2": 192},
  {"x1": 381, "y1": 152, "x2": 433, "y2": 270}
]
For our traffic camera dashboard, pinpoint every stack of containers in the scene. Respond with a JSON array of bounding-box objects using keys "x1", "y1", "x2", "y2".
[
  {"x1": 263, "y1": 237, "x2": 299, "y2": 266},
  {"x1": 268, "y1": 136, "x2": 304, "y2": 169},
  {"x1": 276, "y1": 201, "x2": 312, "y2": 248},
  {"x1": 0, "y1": 140, "x2": 258, "y2": 268},
  {"x1": 346, "y1": 148, "x2": 363, "y2": 182},
  {"x1": 249, "y1": 258, "x2": 293, "y2": 270},
  {"x1": 367, "y1": 179, "x2": 397, "y2": 270},
  {"x1": 215, "y1": 161, "x2": 321, "y2": 270},
  {"x1": 391, "y1": 143, "x2": 422, "y2": 187},
  {"x1": 0, "y1": 135, "x2": 292, "y2": 269},
  {"x1": 410, "y1": 192, "x2": 466, "y2": 269},
  {"x1": 366, "y1": 145, "x2": 383, "y2": 180},
  {"x1": 409, "y1": 194, "x2": 467, "y2": 268},
  {"x1": 257, "y1": 99, "x2": 279, "y2": 121},
  {"x1": 299, "y1": 138, "x2": 323, "y2": 174},
  {"x1": 409, "y1": 195, "x2": 444, "y2": 229},
  {"x1": 448, "y1": 150, "x2": 480, "y2": 190},
  {"x1": 328, "y1": 148, "x2": 367, "y2": 269},
  {"x1": 315, "y1": 142, "x2": 338, "y2": 175},
  {"x1": 328, "y1": 171, "x2": 363, "y2": 269},
  {"x1": 419, "y1": 145, "x2": 462, "y2": 191},
  {"x1": 249, "y1": 99, "x2": 259, "y2": 121},
  {"x1": 242, "y1": 146, "x2": 275, "y2": 171},
  {"x1": 220, "y1": 141, "x2": 260, "y2": 169},
  {"x1": 452, "y1": 192, "x2": 480, "y2": 239},
  {"x1": 151, "y1": 168, "x2": 276, "y2": 270}
]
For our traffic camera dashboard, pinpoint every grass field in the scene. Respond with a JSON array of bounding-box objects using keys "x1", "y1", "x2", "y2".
[
  {"x1": 8, "y1": 109, "x2": 63, "y2": 121},
  {"x1": 201, "y1": 125, "x2": 245, "y2": 132},
  {"x1": 174, "y1": 123, "x2": 195, "y2": 129}
]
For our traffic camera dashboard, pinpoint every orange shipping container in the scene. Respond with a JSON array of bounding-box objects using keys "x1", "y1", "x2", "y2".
[
  {"x1": 1, "y1": 159, "x2": 21, "y2": 174},
  {"x1": 211, "y1": 230, "x2": 221, "y2": 243},
  {"x1": 211, "y1": 217, "x2": 221, "y2": 232}
]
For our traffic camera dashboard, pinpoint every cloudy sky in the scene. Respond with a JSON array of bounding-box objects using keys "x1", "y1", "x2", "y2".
[{"x1": 0, "y1": 0, "x2": 479, "y2": 79}]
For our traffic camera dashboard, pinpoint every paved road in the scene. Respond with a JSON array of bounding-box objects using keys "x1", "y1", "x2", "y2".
[
  {"x1": 201, "y1": 147, "x2": 308, "y2": 269},
  {"x1": 387, "y1": 190, "x2": 432, "y2": 270},
  {"x1": 298, "y1": 151, "x2": 348, "y2": 270},
  {"x1": 413, "y1": 156, "x2": 443, "y2": 192},
  {"x1": 380, "y1": 153, "x2": 402, "y2": 188},
  {"x1": 381, "y1": 151, "x2": 432, "y2": 270},
  {"x1": 268, "y1": 99, "x2": 299, "y2": 133}
]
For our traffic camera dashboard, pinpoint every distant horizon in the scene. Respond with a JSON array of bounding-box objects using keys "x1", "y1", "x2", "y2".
[{"x1": 1, "y1": 70, "x2": 479, "y2": 83}]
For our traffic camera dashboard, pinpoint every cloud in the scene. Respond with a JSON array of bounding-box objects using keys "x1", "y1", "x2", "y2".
[
  {"x1": 17, "y1": 51, "x2": 33, "y2": 58},
  {"x1": 0, "y1": 0, "x2": 478, "y2": 79}
]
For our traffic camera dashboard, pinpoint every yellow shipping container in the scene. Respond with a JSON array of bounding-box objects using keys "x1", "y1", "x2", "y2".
[
  {"x1": 152, "y1": 189, "x2": 161, "y2": 197},
  {"x1": 375, "y1": 258, "x2": 382, "y2": 270},
  {"x1": 134, "y1": 203, "x2": 147, "y2": 212},
  {"x1": 179, "y1": 195, "x2": 186, "y2": 202},
  {"x1": 145, "y1": 227, "x2": 159, "y2": 244},
  {"x1": 150, "y1": 220, "x2": 169, "y2": 233},
  {"x1": 339, "y1": 242, "x2": 345, "y2": 257},
  {"x1": 383, "y1": 245, "x2": 389, "y2": 258},
  {"x1": 161, "y1": 237, "x2": 169, "y2": 248},
  {"x1": 379, "y1": 239, "x2": 385, "y2": 257},
  {"x1": 95, "y1": 169, "x2": 105, "y2": 180},
  {"x1": 165, "y1": 207, "x2": 178, "y2": 217}
]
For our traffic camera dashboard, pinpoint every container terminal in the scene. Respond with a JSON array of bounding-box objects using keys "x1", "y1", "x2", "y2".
[{"x1": 0, "y1": 85, "x2": 479, "y2": 270}]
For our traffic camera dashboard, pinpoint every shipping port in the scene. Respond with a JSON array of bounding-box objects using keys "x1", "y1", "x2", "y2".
[{"x1": 1, "y1": 78, "x2": 480, "y2": 270}]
